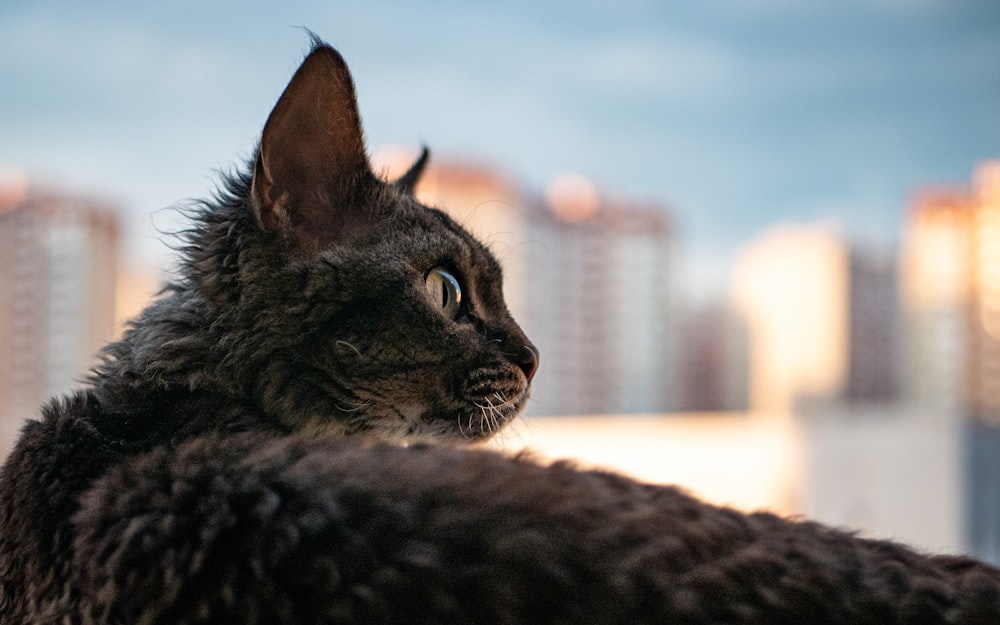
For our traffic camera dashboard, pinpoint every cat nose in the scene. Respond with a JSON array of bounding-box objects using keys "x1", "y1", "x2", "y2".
[{"x1": 517, "y1": 345, "x2": 539, "y2": 382}]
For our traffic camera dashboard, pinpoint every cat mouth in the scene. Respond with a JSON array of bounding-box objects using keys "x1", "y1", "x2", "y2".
[
  {"x1": 385, "y1": 377, "x2": 528, "y2": 442},
  {"x1": 325, "y1": 360, "x2": 531, "y2": 442},
  {"x1": 452, "y1": 364, "x2": 530, "y2": 440},
  {"x1": 458, "y1": 389, "x2": 527, "y2": 440}
]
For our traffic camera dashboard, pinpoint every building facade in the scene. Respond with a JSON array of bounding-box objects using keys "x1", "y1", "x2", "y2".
[
  {"x1": 0, "y1": 178, "x2": 118, "y2": 458},
  {"x1": 897, "y1": 161, "x2": 1000, "y2": 564},
  {"x1": 967, "y1": 163, "x2": 1000, "y2": 425},
  {"x1": 676, "y1": 304, "x2": 749, "y2": 412},
  {"x1": 731, "y1": 223, "x2": 900, "y2": 413},
  {"x1": 899, "y1": 190, "x2": 974, "y2": 416},
  {"x1": 845, "y1": 245, "x2": 900, "y2": 403},
  {"x1": 521, "y1": 193, "x2": 674, "y2": 416}
]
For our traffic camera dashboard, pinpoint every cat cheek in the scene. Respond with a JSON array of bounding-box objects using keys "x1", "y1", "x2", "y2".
[{"x1": 458, "y1": 358, "x2": 527, "y2": 401}]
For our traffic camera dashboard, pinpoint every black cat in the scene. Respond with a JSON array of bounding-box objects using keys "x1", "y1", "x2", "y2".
[
  {"x1": 1, "y1": 38, "x2": 999, "y2": 624},
  {"x1": 0, "y1": 39, "x2": 536, "y2": 622}
]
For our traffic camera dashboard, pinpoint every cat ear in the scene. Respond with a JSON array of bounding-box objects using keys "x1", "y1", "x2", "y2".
[
  {"x1": 250, "y1": 44, "x2": 375, "y2": 252},
  {"x1": 394, "y1": 147, "x2": 430, "y2": 195}
]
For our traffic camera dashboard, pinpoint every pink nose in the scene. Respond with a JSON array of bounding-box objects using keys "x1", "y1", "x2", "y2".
[{"x1": 518, "y1": 345, "x2": 539, "y2": 382}]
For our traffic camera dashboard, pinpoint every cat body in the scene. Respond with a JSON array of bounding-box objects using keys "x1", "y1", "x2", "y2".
[
  {"x1": 0, "y1": 41, "x2": 535, "y2": 622},
  {"x1": 1, "y1": 38, "x2": 1000, "y2": 624},
  {"x1": 7, "y1": 421, "x2": 1000, "y2": 624}
]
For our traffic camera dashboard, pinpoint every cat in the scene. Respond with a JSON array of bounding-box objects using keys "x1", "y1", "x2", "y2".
[
  {"x1": 0, "y1": 39, "x2": 537, "y2": 622},
  {"x1": 1, "y1": 37, "x2": 1000, "y2": 624}
]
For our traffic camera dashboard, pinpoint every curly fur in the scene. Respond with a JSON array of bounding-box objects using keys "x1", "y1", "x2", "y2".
[
  {"x1": 2, "y1": 37, "x2": 1000, "y2": 624},
  {"x1": 63, "y1": 434, "x2": 1000, "y2": 623}
]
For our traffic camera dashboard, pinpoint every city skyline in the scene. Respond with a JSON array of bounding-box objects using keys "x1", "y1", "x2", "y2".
[
  {"x1": 6, "y1": 156, "x2": 999, "y2": 419},
  {"x1": 4, "y1": 157, "x2": 1000, "y2": 560},
  {"x1": 2, "y1": 1, "x2": 998, "y2": 299}
]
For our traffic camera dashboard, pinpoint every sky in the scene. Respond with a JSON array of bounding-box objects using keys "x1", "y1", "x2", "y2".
[{"x1": 1, "y1": 0, "x2": 999, "y2": 295}]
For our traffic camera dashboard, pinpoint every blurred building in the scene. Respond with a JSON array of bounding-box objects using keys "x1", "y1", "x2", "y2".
[
  {"x1": 0, "y1": 173, "x2": 119, "y2": 457},
  {"x1": 728, "y1": 220, "x2": 969, "y2": 558},
  {"x1": 731, "y1": 224, "x2": 900, "y2": 413},
  {"x1": 795, "y1": 403, "x2": 964, "y2": 556},
  {"x1": 731, "y1": 225, "x2": 849, "y2": 413},
  {"x1": 967, "y1": 162, "x2": 1000, "y2": 425},
  {"x1": 899, "y1": 161, "x2": 1000, "y2": 424},
  {"x1": 899, "y1": 190, "x2": 973, "y2": 416},
  {"x1": 518, "y1": 175, "x2": 674, "y2": 416},
  {"x1": 897, "y1": 160, "x2": 1000, "y2": 566},
  {"x1": 676, "y1": 305, "x2": 749, "y2": 412},
  {"x1": 845, "y1": 246, "x2": 900, "y2": 403}
]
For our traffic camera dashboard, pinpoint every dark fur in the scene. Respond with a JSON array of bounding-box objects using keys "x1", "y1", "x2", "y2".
[{"x1": 2, "y1": 39, "x2": 1000, "y2": 624}]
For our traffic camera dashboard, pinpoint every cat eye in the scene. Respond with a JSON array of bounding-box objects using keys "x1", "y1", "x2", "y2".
[{"x1": 425, "y1": 267, "x2": 462, "y2": 318}]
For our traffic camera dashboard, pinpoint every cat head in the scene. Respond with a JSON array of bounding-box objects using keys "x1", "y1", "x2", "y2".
[{"x1": 180, "y1": 42, "x2": 537, "y2": 442}]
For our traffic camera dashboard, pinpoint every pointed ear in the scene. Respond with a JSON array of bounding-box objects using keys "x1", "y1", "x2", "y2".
[
  {"x1": 251, "y1": 44, "x2": 375, "y2": 253},
  {"x1": 394, "y1": 147, "x2": 430, "y2": 195}
]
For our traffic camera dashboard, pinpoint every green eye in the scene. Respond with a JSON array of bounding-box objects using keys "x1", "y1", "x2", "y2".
[{"x1": 425, "y1": 267, "x2": 462, "y2": 318}]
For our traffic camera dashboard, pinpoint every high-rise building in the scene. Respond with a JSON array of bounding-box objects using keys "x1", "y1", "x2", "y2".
[
  {"x1": 676, "y1": 305, "x2": 749, "y2": 412},
  {"x1": 0, "y1": 174, "x2": 119, "y2": 458},
  {"x1": 899, "y1": 190, "x2": 974, "y2": 415},
  {"x1": 897, "y1": 161, "x2": 1000, "y2": 565},
  {"x1": 731, "y1": 225, "x2": 849, "y2": 413},
  {"x1": 899, "y1": 161, "x2": 1000, "y2": 424},
  {"x1": 963, "y1": 162, "x2": 1000, "y2": 565},
  {"x1": 845, "y1": 246, "x2": 900, "y2": 403},
  {"x1": 731, "y1": 224, "x2": 899, "y2": 413},
  {"x1": 968, "y1": 162, "x2": 1000, "y2": 425},
  {"x1": 522, "y1": 179, "x2": 674, "y2": 416}
]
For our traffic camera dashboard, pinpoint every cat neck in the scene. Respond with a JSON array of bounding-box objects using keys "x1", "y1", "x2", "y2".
[{"x1": 91, "y1": 285, "x2": 239, "y2": 400}]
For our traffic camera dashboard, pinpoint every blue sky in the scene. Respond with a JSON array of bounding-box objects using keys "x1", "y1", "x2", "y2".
[{"x1": 1, "y1": 1, "x2": 998, "y2": 291}]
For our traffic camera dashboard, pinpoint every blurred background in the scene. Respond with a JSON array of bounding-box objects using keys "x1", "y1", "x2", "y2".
[{"x1": 2, "y1": 1, "x2": 1000, "y2": 562}]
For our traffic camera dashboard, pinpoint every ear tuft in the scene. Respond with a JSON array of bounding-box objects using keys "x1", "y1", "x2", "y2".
[{"x1": 395, "y1": 147, "x2": 430, "y2": 195}]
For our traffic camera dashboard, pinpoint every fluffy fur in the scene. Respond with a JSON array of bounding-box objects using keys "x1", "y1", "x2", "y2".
[{"x1": 2, "y1": 38, "x2": 1000, "y2": 624}]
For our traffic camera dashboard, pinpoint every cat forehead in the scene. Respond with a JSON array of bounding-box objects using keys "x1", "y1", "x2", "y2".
[
  {"x1": 316, "y1": 184, "x2": 503, "y2": 278},
  {"x1": 413, "y1": 204, "x2": 502, "y2": 272}
]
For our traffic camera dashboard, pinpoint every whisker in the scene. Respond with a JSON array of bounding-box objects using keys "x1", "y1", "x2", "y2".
[
  {"x1": 482, "y1": 397, "x2": 494, "y2": 437},
  {"x1": 335, "y1": 340, "x2": 362, "y2": 357}
]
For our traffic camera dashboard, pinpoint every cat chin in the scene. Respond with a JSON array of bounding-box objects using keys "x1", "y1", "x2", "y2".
[
  {"x1": 384, "y1": 395, "x2": 525, "y2": 442},
  {"x1": 389, "y1": 412, "x2": 511, "y2": 444},
  {"x1": 294, "y1": 405, "x2": 515, "y2": 445},
  {"x1": 386, "y1": 408, "x2": 518, "y2": 443}
]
